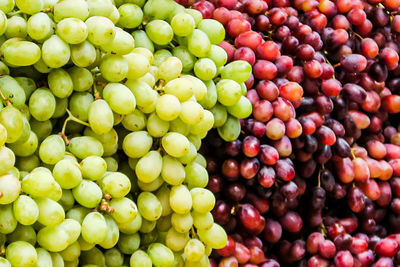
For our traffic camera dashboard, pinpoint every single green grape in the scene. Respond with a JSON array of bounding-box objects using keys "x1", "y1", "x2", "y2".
[
  {"x1": 137, "y1": 192, "x2": 162, "y2": 221},
  {"x1": 194, "y1": 58, "x2": 217, "y2": 81},
  {"x1": 121, "y1": 109, "x2": 147, "y2": 131},
  {"x1": 52, "y1": 158, "x2": 82, "y2": 189},
  {"x1": 117, "y1": 232, "x2": 140, "y2": 254},
  {"x1": 39, "y1": 134, "x2": 65, "y2": 165},
  {"x1": 178, "y1": 142, "x2": 197, "y2": 165},
  {"x1": 50, "y1": 252, "x2": 64, "y2": 267},
  {"x1": 192, "y1": 211, "x2": 214, "y2": 230},
  {"x1": 130, "y1": 250, "x2": 152, "y2": 267},
  {"x1": 72, "y1": 179, "x2": 102, "y2": 208},
  {"x1": 103, "y1": 83, "x2": 136, "y2": 115},
  {"x1": 70, "y1": 41, "x2": 97, "y2": 68},
  {"x1": 21, "y1": 167, "x2": 56, "y2": 198},
  {"x1": 131, "y1": 30, "x2": 154, "y2": 53},
  {"x1": 140, "y1": 218, "x2": 156, "y2": 234},
  {"x1": 179, "y1": 101, "x2": 204, "y2": 125},
  {"x1": 147, "y1": 243, "x2": 174, "y2": 267},
  {"x1": 157, "y1": 56, "x2": 182, "y2": 82},
  {"x1": 217, "y1": 115, "x2": 241, "y2": 142},
  {"x1": 145, "y1": 20, "x2": 173, "y2": 45},
  {"x1": 198, "y1": 19, "x2": 225, "y2": 45},
  {"x1": 146, "y1": 112, "x2": 169, "y2": 137},
  {"x1": 80, "y1": 155, "x2": 107, "y2": 181},
  {"x1": 118, "y1": 3, "x2": 143, "y2": 29},
  {"x1": 100, "y1": 172, "x2": 131, "y2": 198},
  {"x1": 3, "y1": 41, "x2": 41, "y2": 66},
  {"x1": 99, "y1": 215, "x2": 119, "y2": 249},
  {"x1": 87, "y1": 0, "x2": 113, "y2": 17},
  {"x1": 161, "y1": 155, "x2": 185, "y2": 185},
  {"x1": 81, "y1": 212, "x2": 108, "y2": 244},
  {"x1": 0, "y1": 146, "x2": 15, "y2": 176},
  {"x1": 69, "y1": 92, "x2": 94, "y2": 122},
  {"x1": 198, "y1": 80, "x2": 217, "y2": 109},
  {"x1": 53, "y1": 0, "x2": 89, "y2": 22},
  {"x1": 216, "y1": 79, "x2": 242, "y2": 106},
  {"x1": 182, "y1": 75, "x2": 207, "y2": 101},
  {"x1": 59, "y1": 241, "x2": 80, "y2": 262},
  {"x1": 155, "y1": 94, "x2": 181, "y2": 121},
  {"x1": 0, "y1": 0, "x2": 14, "y2": 13},
  {"x1": 5, "y1": 16, "x2": 27, "y2": 38},
  {"x1": 184, "y1": 239, "x2": 205, "y2": 262},
  {"x1": 190, "y1": 188, "x2": 215, "y2": 213},
  {"x1": 220, "y1": 60, "x2": 252, "y2": 83},
  {"x1": 189, "y1": 110, "x2": 214, "y2": 135},
  {"x1": 35, "y1": 197, "x2": 65, "y2": 226},
  {"x1": 210, "y1": 103, "x2": 227, "y2": 128},
  {"x1": 58, "y1": 189, "x2": 75, "y2": 211},
  {"x1": 184, "y1": 162, "x2": 208, "y2": 189},
  {"x1": 41, "y1": 35, "x2": 71, "y2": 69},
  {"x1": 184, "y1": 8, "x2": 202, "y2": 26},
  {"x1": 227, "y1": 95, "x2": 253, "y2": 119},
  {"x1": 171, "y1": 13, "x2": 195, "y2": 37},
  {"x1": 101, "y1": 27, "x2": 135, "y2": 55},
  {"x1": 135, "y1": 150, "x2": 162, "y2": 183},
  {"x1": 169, "y1": 185, "x2": 192, "y2": 215},
  {"x1": 172, "y1": 46, "x2": 196, "y2": 73},
  {"x1": 5, "y1": 241, "x2": 37, "y2": 267},
  {"x1": 207, "y1": 45, "x2": 228, "y2": 68},
  {"x1": 86, "y1": 16, "x2": 115, "y2": 46},
  {"x1": 27, "y1": 13, "x2": 54, "y2": 41},
  {"x1": 117, "y1": 212, "x2": 142, "y2": 235},
  {"x1": 162, "y1": 132, "x2": 190, "y2": 158},
  {"x1": 0, "y1": 174, "x2": 20, "y2": 205},
  {"x1": 188, "y1": 29, "x2": 211, "y2": 58},
  {"x1": 0, "y1": 105, "x2": 24, "y2": 143},
  {"x1": 197, "y1": 223, "x2": 227, "y2": 249},
  {"x1": 104, "y1": 248, "x2": 124, "y2": 267},
  {"x1": 48, "y1": 69, "x2": 73, "y2": 98},
  {"x1": 12, "y1": 195, "x2": 39, "y2": 225},
  {"x1": 123, "y1": 131, "x2": 152, "y2": 158},
  {"x1": 109, "y1": 197, "x2": 138, "y2": 224},
  {"x1": 166, "y1": 228, "x2": 189, "y2": 252},
  {"x1": 153, "y1": 49, "x2": 172, "y2": 67},
  {"x1": 0, "y1": 204, "x2": 17, "y2": 234},
  {"x1": 88, "y1": 99, "x2": 114, "y2": 135},
  {"x1": 100, "y1": 54, "x2": 129, "y2": 82}
]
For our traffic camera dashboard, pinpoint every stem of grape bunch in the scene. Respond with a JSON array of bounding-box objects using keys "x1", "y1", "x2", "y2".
[
  {"x1": 59, "y1": 109, "x2": 90, "y2": 144},
  {"x1": 0, "y1": 87, "x2": 13, "y2": 106}
]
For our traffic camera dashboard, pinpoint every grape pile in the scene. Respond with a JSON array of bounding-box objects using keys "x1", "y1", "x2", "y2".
[
  {"x1": 190, "y1": 0, "x2": 400, "y2": 266},
  {"x1": 0, "y1": 0, "x2": 257, "y2": 266}
]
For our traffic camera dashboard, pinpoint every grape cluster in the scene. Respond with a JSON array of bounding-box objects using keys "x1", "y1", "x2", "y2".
[{"x1": 0, "y1": 0, "x2": 257, "y2": 266}]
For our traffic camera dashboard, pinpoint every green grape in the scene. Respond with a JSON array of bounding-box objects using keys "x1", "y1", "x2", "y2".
[
  {"x1": 194, "y1": 153, "x2": 207, "y2": 168},
  {"x1": 184, "y1": 9, "x2": 202, "y2": 26},
  {"x1": 167, "y1": 3, "x2": 185, "y2": 22},
  {"x1": 81, "y1": 212, "x2": 108, "y2": 244},
  {"x1": 52, "y1": 159, "x2": 82, "y2": 189},
  {"x1": 171, "y1": 13, "x2": 195, "y2": 37},
  {"x1": 161, "y1": 155, "x2": 185, "y2": 185},
  {"x1": 8, "y1": 225, "x2": 36, "y2": 245},
  {"x1": 0, "y1": 61, "x2": 9, "y2": 76},
  {"x1": 124, "y1": 52, "x2": 150, "y2": 79},
  {"x1": 166, "y1": 228, "x2": 189, "y2": 252},
  {"x1": 182, "y1": 76, "x2": 207, "y2": 101},
  {"x1": 158, "y1": 56, "x2": 182, "y2": 82},
  {"x1": 50, "y1": 252, "x2": 64, "y2": 267},
  {"x1": 194, "y1": 58, "x2": 217, "y2": 81},
  {"x1": 179, "y1": 101, "x2": 204, "y2": 125},
  {"x1": 0, "y1": 0, "x2": 14, "y2": 13},
  {"x1": 52, "y1": 97, "x2": 68, "y2": 119},
  {"x1": 86, "y1": 16, "x2": 115, "y2": 46},
  {"x1": 117, "y1": 212, "x2": 142, "y2": 234},
  {"x1": 56, "y1": 18, "x2": 88, "y2": 44},
  {"x1": 72, "y1": 179, "x2": 102, "y2": 208},
  {"x1": 171, "y1": 212, "x2": 193, "y2": 234},
  {"x1": 66, "y1": 207, "x2": 90, "y2": 224},
  {"x1": 42, "y1": 35, "x2": 71, "y2": 68},
  {"x1": 184, "y1": 162, "x2": 208, "y2": 189},
  {"x1": 69, "y1": 92, "x2": 94, "y2": 121},
  {"x1": 47, "y1": 181, "x2": 62, "y2": 202},
  {"x1": 14, "y1": 116, "x2": 31, "y2": 144},
  {"x1": 227, "y1": 95, "x2": 252, "y2": 119},
  {"x1": 190, "y1": 188, "x2": 215, "y2": 213},
  {"x1": 216, "y1": 79, "x2": 242, "y2": 106},
  {"x1": 130, "y1": 250, "x2": 152, "y2": 267},
  {"x1": 33, "y1": 58, "x2": 52, "y2": 73},
  {"x1": 147, "y1": 243, "x2": 174, "y2": 267},
  {"x1": 21, "y1": 167, "x2": 56, "y2": 197},
  {"x1": 169, "y1": 185, "x2": 192, "y2": 215},
  {"x1": 83, "y1": 126, "x2": 117, "y2": 156},
  {"x1": 0, "y1": 75, "x2": 26, "y2": 109},
  {"x1": 172, "y1": 46, "x2": 196, "y2": 72},
  {"x1": 54, "y1": 0, "x2": 89, "y2": 21},
  {"x1": 87, "y1": 0, "x2": 113, "y2": 16},
  {"x1": 188, "y1": 134, "x2": 201, "y2": 150},
  {"x1": 197, "y1": 223, "x2": 227, "y2": 249},
  {"x1": 43, "y1": 0, "x2": 57, "y2": 8},
  {"x1": 100, "y1": 172, "x2": 131, "y2": 198},
  {"x1": 15, "y1": 155, "x2": 39, "y2": 173},
  {"x1": 88, "y1": 99, "x2": 114, "y2": 135},
  {"x1": 28, "y1": 119, "x2": 52, "y2": 141},
  {"x1": 39, "y1": 135, "x2": 65, "y2": 164},
  {"x1": 135, "y1": 150, "x2": 162, "y2": 183},
  {"x1": 162, "y1": 132, "x2": 189, "y2": 158},
  {"x1": 131, "y1": 30, "x2": 154, "y2": 52},
  {"x1": 156, "y1": 215, "x2": 171, "y2": 232},
  {"x1": 117, "y1": 232, "x2": 140, "y2": 254},
  {"x1": 137, "y1": 72, "x2": 156, "y2": 88},
  {"x1": 6, "y1": 241, "x2": 37, "y2": 267},
  {"x1": 0, "y1": 174, "x2": 20, "y2": 205},
  {"x1": 59, "y1": 241, "x2": 80, "y2": 262},
  {"x1": 80, "y1": 156, "x2": 107, "y2": 181},
  {"x1": 132, "y1": 47, "x2": 154, "y2": 64},
  {"x1": 80, "y1": 247, "x2": 106, "y2": 267},
  {"x1": 198, "y1": 19, "x2": 225, "y2": 45},
  {"x1": 184, "y1": 239, "x2": 205, "y2": 262},
  {"x1": 64, "y1": 259, "x2": 79, "y2": 267},
  {"x1": 67, "y1": 67, "x2": 93, "y2": 92},
  {"x1": 198, "y1": 80, "x2": 217, "y2": 109},
  {"x1": 37, "y1": 225, "x2": 70, "y2": 252},
  {"x1": 217, "y1": 115, "x2": 240, "y2": 142},
  {"x1": 137, "y1": 175, "x2": 164, "y2": 192},
  {"x1": 207, "y1": 45, "x2": 227, "y2": 68},
  {"x1": 35, "y1": 197, "x2": 65, "y2": 226},
  {"x1": 188, "y1": 29, "x2": 211, "y2": 58},
  {"x1": 169, "y1": 117, "x2": 190, "y2": 136},
  {"x1": 155, "y1": 185, "x2": 172, "y2": 216},
  {"x1": 109, "y1": 197, "x2": 138, "y2": 223},
  {"x1": 185, "y1": 254, "x2": 209, "y2": 267},
  {"x1": 58, "y1": 189, "x2": 75, "y2": 211},
  {"x1": 100, "y1": 55, "x2": 129, "y2": 82},
  {"x1": 137, "y1": 192, "x2": 162, "y2": 221},
  {"x1": 156, "y1": 94, "x2": 181, "y2": 121},
  {"x1": 0, "y1": 146, "x2": 14, "y2": 175},
  {"x1": 189, "y1": 110, "x2": 214, "y2": 135},
  {"x1": 117, "y1": 3, "x2": 143, "y2": 29},
  {"x1": 220, "y1": 60, "x2": 252, "y2": 83},
  {"x1": 210, "y1": 103, "x2": 227, "y2": 128},
  {"x1": 147, "y1": 113, "x2": 169, "y2": 138},
  {"x1": 98, "y1": 215, "x2": 119, "y2": 249},
  {"x1": 5, "y1": 16, "x2": 27, "y2": 38},
  {"x1": 0, "y1": 123, "x2": 6, "y2": 147},
  {"x1": 145, "y1": 20, "x2": 173, "y2": 45},
  {"x1": 0, "y1": 204, "x2": 17, "y2": 234},
  {"x1": 3, "y1": 41, "x2": 40, "y2": 66},
  {"x1": 102, "y1": 27, "x2": 135, "y2": 55},
  {"x1": 192, "y1": 211, "x2": 213, "y2": 230},
  {"x1": 153, "y1": 49, "x2": 172, "y2": 67},
  {"x1": 59, "y1": 219, "x2": 81, "y2": 245},
  {"x1": 125, "y1": 80, "x2": 155, "y2": 107},
  {"x1": 13, "y1": 195, "x2": 39, "y2": 225},
  {"x1": 103, "y1": 83, "x2": 136, "y2": 115},
  {"x1": 35, "y1": 247, "x2": 52, "y2": 267},
  {"x1": 0, "y1": 258, "x2": 9, "y2": 267},
  {"x1": 123, "y1": 131, "x2": 152, "y2": 158},
  {"x1": 70, "y1": 41, "x2": 97, "y2": 68},
  {"x1": 178, "y1": 142, "x2": 197, "y2": 165},
  {"x1": 122, "y1": 109, "x2": 146, "y2": 131},
  {"x1": 140, "y1": 219, "x2": 156, "y2": 233},
  {"x1": 104, "y1": 156, "x2": 118, "y2": 171},
  {"x1": 105, "y1": 248, "x2": 124, "y2": 267},
  {"x1": 48, "y1": 69, "x2": 73, "y2": 98}
]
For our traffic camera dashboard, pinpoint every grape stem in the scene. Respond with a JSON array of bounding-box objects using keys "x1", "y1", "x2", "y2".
[
  {"x1": 41, "y1": 7, "x2": 54, "y2": 13},
  {"x1": 0, "y1": 88, "x2": 13, "y2": 106},
  {"x1": 59, "y1": 109, "x2": 90, "y2": 145},
  {"x1": 93, "y1": 82, "x2": 102, "y2": 100},
  {"x1": 350, "y1": 30, "x2": 364, "y2": 41},
  {"x1": 6, "y1": 10, "x2": 22, "y2": 16}
]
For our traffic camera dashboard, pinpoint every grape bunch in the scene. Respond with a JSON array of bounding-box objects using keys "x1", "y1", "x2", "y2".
[{"x1": 0, "y1": 0, "x2": 255, "y2": 266}]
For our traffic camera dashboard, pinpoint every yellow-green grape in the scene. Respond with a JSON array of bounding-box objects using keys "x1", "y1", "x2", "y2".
[
  {"x1": 84, "y1": 127, "x2": 118, "y2": 156},
  {"x1": 50, "y1": 252, "x2": 64, "y2": 267},
  {"x1": 198, "y1": 19, "x2": 225, "y2": 45},
  {"x1": 6, "y1": 133, "x2": 37, "y2": 158},
  {"x1": 131, "y1": 47, "x2": 153, "y2": 64},
  {"x1": 169, "y1": 185, "x2": 192, "y2": 214},
  {"x1": 117, "y1": 232, "x2": 140, "y2": 254},
  {"x1": 121, "y1": 109, "x2": 147, "y2": 131},
  {"x1": 56, "y1": 18, "x2": 88, "y2": 44},
  {"x1": 130, "y1": 250, "x2": 152, "y2": 267},
  {"x1": 78, "y1": 236, "x2": 95, "y2": 252},
  {"x1": 124, "y1": 52, "x2": 150, "y2": 79},
  {"x1": 52, "y1": 97, "x2": 68, "y2": 119},
  {"x1": 164, "y1": 78, "x2": 193, "y2": 102},
  {"x1": 70, "y1": 41, "x2": 97, "y2": 68},
  {"x1": 12, "y1": 195, "x2": 38, "y2": 226},
  {"x1": 0, "y1": 204, "x2": 17, "y2": 234},
  {"x1": 58, "y1": 189, "x2": 75, "y2": 211},
  {"x1": 188, "y1": 134, "x2": 201, "y2": 150},
  {"x1": 171, "y1": 212, "x2": 193, "y2": 234},
  {"x1": 178, "y1": 142, "x2": 197, "y2": 165},
  {"x1": 103, "y1": 83, "x2": 136, "y2": 115},
  {"x1": 80, "y1": 155, "x2": 107, "y2": 181},
  {"x1": 135, "y1": 150, "x2": 162, "y2": 183},
  {"x1": 0, "y1": 0, "x2": 14, "y2": 13},
  {"x1": 147, "y1": 243, "x2": 174, "y2": 267},
  {"x1": 117, "y1": 212, "x2": 142, "y2": 235},
  {"x1": 21, "y1": 167, "x2": 56, "y2": 197},
  {"x1": 210, "y1": 103, "x2": 227, "y2": 128},
  {"x1": 59, "y1": 241, "x2": 80, "y2": 262},
  {"x1": 0, "y1": 123, "x2": 7, "y2": 147},
  {"x1": 0, "y1": 106, "x2": 24, "y2": 143},
  {"x1": 227, "y1": 95, "x2": 253, "y2": 119},
  {"x1": 6, "y1": 241, "x2": 37, "y2": 267},
  {"x1": 88, "y1": 99, "x2": 114, "y2": 135},
  {"x1": 185, "y1": 254, "x2": 209, "y2": 267},
  {"x1": 123, "y1": 131, "x2": 152, "y2": 158},
  {"x1": 217, "y1": 115, "x2": 240, "y2": 142},
  {"x1": 68, "y1": 66, "x2": 94, "y2": 92},
  {"x1": 166, "y1": 228, "x2": 189, "y2": 252},
  {"x1": 189, "y1": 110, "x2": 214, "y2": 135},
  {"x1": 182, "y1": 76, "x2": 207, "y2": 101},
  {"x1": 0, "y1": 11, "x2": 6, "y2": 36},
  {"x1": 14, "y1": 116, "x2": 30, "y2": 144},
  {"x1": 140, "y1": 218, "x2": 157, "y2": 234},
  {"x1": 80, "y1": 247, "x2": 106, "y2": 266},
  {"x1": 190, "y1": 188, "x2": 215, "y2": 213},
  {"x1": 104, "y1": 156, "x2": 118, "y2": 171},
  {"x1": 14, "y1": 78, "x2": 35, "y2": 103},
  {"x1": 101, "y1": 27, "x2": 135, "y2": 55},
  {"x1": 153, "y1": 49, "x2": 172, "y2": 67},
  {"x1": 0, "y1": 146, "x2": 15, "y2": 175},
  {"x1": 131, "y1": 30, "x2": 154, "y2": 53},
  {"x1": 137, "y1": 176, "x2": 164, "y2": 192},
  {"x1": 15, "y1": 0, "x2": 43, "y2": 14},
  {"x1": 156, "y1": 215, "x2": 171, "y2": 232},
  {"x1": 207, "y1": 45, "x2": 228, "y2": 68},
  {"x1": 145, "y1": 20, "x2": 173, "y2": 45},
  {"x1": 5, "y1": 16, "x2": 27, "y2": 38},
  {"x1": 184, "y1": 162, "x2": 208, "y2": 189},
  {"x1": 155, "y1": 185, "x2": 172, "y2": 216},
  {"x1": 184, "y1": 8, "x2": 202, "y2": 26},
  {"x1": 52, "y1": 159, "x2": 82, "y2": 189},
  {"x1": 72, "y1": 179, "x2": 102, "y2": 208},
  {"x1": 194, "y1": 153, "x2": 207, "y2": 168},
  {"x1": 216, "y1": 79, "x2": 242, "y2": 106},
  {"x1": 39, "y1": 135, "x2": 65, "y2": 164},
  {"x1": 158, "y1": 57, "x2": 182, "y2": 82},
  {"x1": 54, "y1": 0, "x2": 89, "y2": 21},
  {"x1": 117, "y1": 3, "x2": 143, "y2": 29},
  {"x1": 35, "y1": 197, "x2": 65, "y2": 226},
  {"x1": 104, "y1": 248, "x2": 124, "y2": 267},
  {"x1": 81, "y1": 212, "x2": 108, "y2": 244},
  {"x1": 29, "y1": 88, "x2": 56, "y2": 121},
  {"x1": 161, "y1": 155, "x2": 185, "y2": 185},
  {"x1": 184, "y1": 239, "x2": 205, "y2": 262},
  {"x1": 188, "y1": 29, "x2": 211, "y2": 58},
  {"x1": 3, "y1": 41, "x2": 40, "y2": 66},
  {"x1": 147, "y1": 113, "x2": 169, "y2": 138},
  {"x1": 7, "y1": 225, "x2": 36, "y2": 246},
  {"x1": 48, "y1": 69, "x2": 73, "y2": 98},
  {"x1": 169, "y1": 117, "x2": 190, "y2": 136},
  {"x1": 58, "y1": 219, "x2": 81, "y2": 245},
  {"x1": 197, "y1": 223, "x2": 227, "y2": 249},
  {"x1": 26, "y1": 12, "x2": 55, "y2": 42},
  {"x1": 198, "y1": 80, "x2": 217, "y2": 109},
  {"x1": 0, "y1": 75, "x2": 26, "y2": 108},
  {"x1": 100, "y1": 172, "x2": 131, "y2": 198},
  {"x1": 87, "y1": 0, "x2": 113, "y2": 17},
  {"x1": 156, "y1": 94, "x2": 181, "y2": 121},
  {"x1": 41, "y1": 35, "x2": 71, "y2": 68},
  {"x1": 69, "y1": 92, "x2": 94, "y2": 122},
  {"x1": 191, "y1": 211, "x2": 213, "y2": 230},
  {"x1": 47, "y1": 181, "x2": 62, "y2": 202},
  {"x1": 66, "y1": 206, "x2": 90, "y2": 224},
  {"x1": 35, "y1": 248, "x2": 52, "y2": 267},
  {"x1": 0, "y1": 174, "x2": 20, "y2": 204},
  {"x1": 194, "y1": 58, "x2": 217, "y2": 81},
  {"x1": 137, "y1": 192, "x2": 162, "y2": 221},
  {"x1": 172, "y1": 46, "x2": 195, "y2": 73},
  {"x1": 125, "y1": 80, "x2": 155, "y2": 107},
  {"x1": 171, "y1": 13, "x2": 195, "y2": 37},
  {"x1": 109, "y1": 197, "x2": 138, "y2": 224},
  {"x1": 179, "y1": 101, "x2": 204, "y2": 125},
  {"x1": 33, "y1": 58, "x2": 52, "y2": 73},
  {"x1": 98, "y1": 215, "x2": 119, "y2": 249},
  {"x1": 162, "y1": 132, "x2": 189, "y2": 158},
  {"x1": 100, "y1": 55, "x2": 128, "y2": 82},
  {"x1": 85, "y1": 16, "x2": 115, "y2": 46}
]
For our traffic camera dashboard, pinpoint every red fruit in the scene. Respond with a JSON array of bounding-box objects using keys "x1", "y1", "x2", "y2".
[
  {"x1": 217, "y1": 236, "x2": 236, "y2": 257},
  {"x1": 249, "y1": 246, "x2": 265, "y2": 264},
  {"x1": 334, "y1": 250, "x2": 354, "y2": 267},
  {"x1": 382, "y1": 95, "x2": 400, "y2": 113},
  {"x1": 238, "y1": 204, "x2": 261, "y2": 231},
  {"x1": 253, "y1": 60, "x2": 278, "y2": 80},
  {"x1": 212, "y1": 7, "x2": 231, "y2": 25},
  {"x1": 234, "y1": 243, "x2": 251, "y2": 264},
  {"x1": 263, "y1": 219, "x2": 282, "y2": 243},
  {"x1": 235, "y1": 31, "x2": 263, "y2": 52},
  {"x1": 361, "y1": 38, "x2": 379, "y2": 58},
  {"x1": 375, "y1": 238, "x2": 399, "y2": 257},
  {"x1": 218, "y1": 41, "x2": 235, "y2": 62},
  {"x1": 256, "y1": 41, "x2": 281, "y2": 61},
  {"x1": 272, "y1": 97, "x2": 295, "y2": 122},
  {"x1": 350, "y1": 237, "x2": 368, "y2": 254},
  {"x1": 353, "y1": 157, "x2": 370, "y2": 183},
  {"x1": 306, "y1": 232, "x2": 324, "y2": 254},
  {"x1": 253, "y1": 100, "x2": 273, "y2": 122},
  {"x1": 279, "y1": 82, "x2": 304, "y2": 102},
  {"x1": 319, "y1": 240, "x2": 336, "y2": 259},
  {"x1": 227, "y1": 18, "x2": 251, "y2": 37},
  {"x1": 333, "y1": 156, "x2": 355, "y2": 183},
  {"x1": 280, "y1": 211, "x2": 302, "y2": 233}
]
